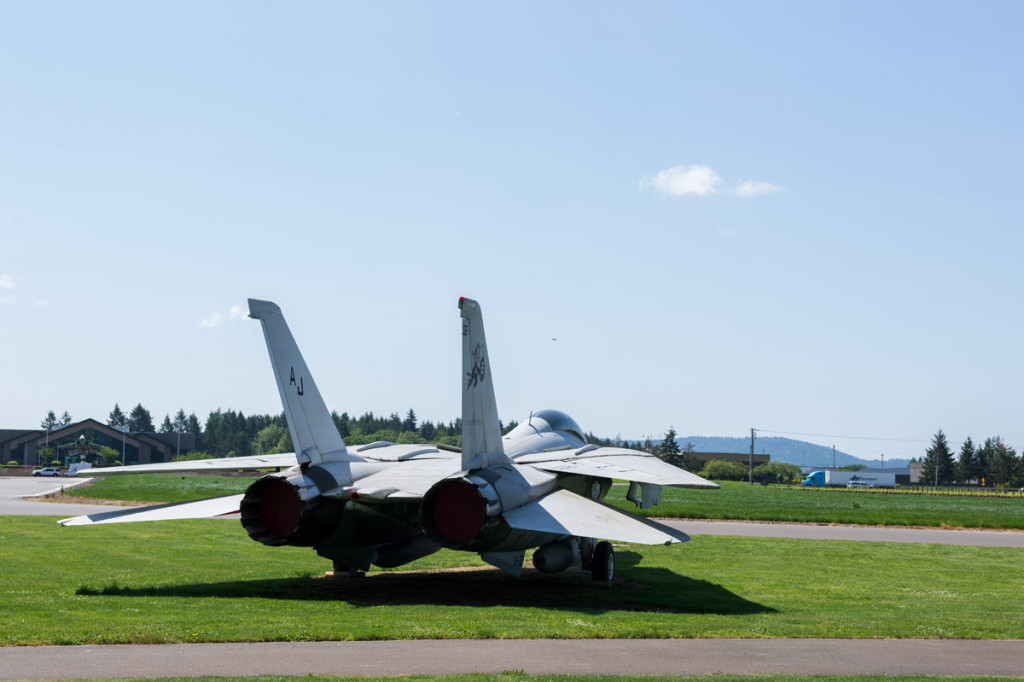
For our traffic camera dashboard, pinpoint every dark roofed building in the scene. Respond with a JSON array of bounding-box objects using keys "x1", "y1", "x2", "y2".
[
  {"x1": 1, "y1": 419, "x2": 195, "y2": 467},
  {"x1": 0, "y1": 429, "x2": 43, "y2": 465}
]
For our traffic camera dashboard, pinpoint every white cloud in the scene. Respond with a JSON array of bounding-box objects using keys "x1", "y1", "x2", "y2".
[
  {"x1": 731, "y1": 179, "x2": 783, "y2": 198},
  {"x1": 644, "y1": 164, "x2": 723, "y2": 197},
  {"x1": 0, "y1": 274, "x2": 30, "y2": 305},
  {"x1": 642, "y1": 165, "x2": 783, "y2": 199},
  {"x1": 200, "y1": 305, "x2": 247, "y2": 328},
  {"x1": 199, "y1": 313, "x2": 224, "y2": 328}
]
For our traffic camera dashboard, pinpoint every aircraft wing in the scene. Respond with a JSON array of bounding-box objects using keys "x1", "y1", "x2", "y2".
[
  {"x1": 517, "y1": 447, "x2": 720, "y2": 489},
  {"x1": 74, "y1": 453, "x2": 300, "y2": 475},
  {"x1": 59, "y1": 494, "x2": 244, "y2": 526},
  {"x1": 502, "y1": 488, "x2": 689, "y2": 544}
]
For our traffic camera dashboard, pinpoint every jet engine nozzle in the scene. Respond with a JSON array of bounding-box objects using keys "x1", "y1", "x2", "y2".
[
  {"x1": 240, "y1": 473, "x2": 340, "y2": 547},
  {"x1": 420, "y1": 475, "x2": 500, "y2": 549},
  {"x1": 421, "y1": 464, "x2": 559, "y2": 551}
]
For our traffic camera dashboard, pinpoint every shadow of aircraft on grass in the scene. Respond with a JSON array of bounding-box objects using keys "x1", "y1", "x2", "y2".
[{"x1": 76, "y1": 551, "x2": 773, "y2": 616}]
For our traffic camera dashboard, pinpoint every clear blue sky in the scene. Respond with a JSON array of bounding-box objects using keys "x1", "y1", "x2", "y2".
[{"x1": 2, "y1": 1, "x2": 1022, "y2": 460}]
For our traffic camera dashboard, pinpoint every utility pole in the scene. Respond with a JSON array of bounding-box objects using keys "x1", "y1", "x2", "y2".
[
  {"x1": 832, "y1": 445, "x2": 836, "y2": 469},
  {"x1": 749, "y1": 428, "x2": 755, "y2": 485}
]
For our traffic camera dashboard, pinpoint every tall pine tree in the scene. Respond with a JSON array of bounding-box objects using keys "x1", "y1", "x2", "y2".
[
  {"x1": 107, "y1": 404, "x2": 127, "y2": 430},
  {"x1": 127, "y1": 403, "x2": 155, "y2": 433},
  {"x1": 659, "y1": 427, "x2": 682, "y2": 467},
  {"x1": 956, "y1": 437, "x2": 979, "y2": 484},
  {"x1": 402, "y1": 408, "x2": 417, "y2": 432},
  {"x1": 40, "y1": 410, "x2": 58, "y2": 431},
  {"x1": 921, "y1": 429, "x2": 955, "y2": 486},
  {"x1": 186, "y1": 413, "x2": 202, "y2": 449},
  {"x1": 976, "y1": 437, "x2": 997, "y2": 486},
  {"x1": 990, "y1": 437, "x2": 1020, "y2": 487}
]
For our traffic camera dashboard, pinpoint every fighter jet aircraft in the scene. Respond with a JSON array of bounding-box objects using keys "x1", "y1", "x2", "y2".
[
  {"x1": 59, "y1": 435, "x2": 102, "y2": 458},
  {"x1": 61, "y1": 298, "x2": 718, "y2": 582}
]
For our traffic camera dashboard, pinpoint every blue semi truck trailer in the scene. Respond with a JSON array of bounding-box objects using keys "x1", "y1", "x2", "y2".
[{"x1": 801, "y1": 470, "x2": 896, "y2": 488}]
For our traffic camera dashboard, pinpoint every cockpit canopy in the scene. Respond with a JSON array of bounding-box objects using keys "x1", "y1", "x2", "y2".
[{"x1": 530, "y1": 409, "x2": 586, "y2": 445}]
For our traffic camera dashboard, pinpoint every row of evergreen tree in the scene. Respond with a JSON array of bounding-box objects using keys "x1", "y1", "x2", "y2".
[
  {"x1": 42, "y1": 403, "x2": 627, "y2": 461},
  {"x1": 80, "y1": 404, "x2": 515, "y2": 458},
  {"x1": 195, "y1": 407, "x2": 488, "y2": 458},
  {"x1": 919, "y1": 430, "x2": 1022, "y2": 487}
]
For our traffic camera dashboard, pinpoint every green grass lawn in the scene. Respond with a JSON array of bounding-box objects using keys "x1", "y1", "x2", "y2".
[
  {"x1": 68, "y1": 473, "x2": 258, "y2": 504},
  {"x1": 2, "y1": 516, "x2": 1021, "y2": 645},
  {"x1": 70, "y1": 475, "x2": 1024, "y2": 529},
  {"x1": 610, "y1": 481, "x2": 1024, "y2": 529}
]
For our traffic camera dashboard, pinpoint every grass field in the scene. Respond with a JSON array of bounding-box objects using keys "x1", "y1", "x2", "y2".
[
  {"x1": 67, "y1": 473, "x2": 258, "y2": 504},
  {"x1": 3, "y1": 516, "x2": 1021, "y2": 645},
  {"x1": 68, "y1": 475, "x2": 1024, "y2": 529},
  {"x1": 615, "y1": 481, "x2": 1024, "y2": 529}
]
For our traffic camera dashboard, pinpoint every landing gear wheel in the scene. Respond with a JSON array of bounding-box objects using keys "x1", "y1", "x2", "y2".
[{"x1": 591, "y1": 541, "x2": 614, "y2": 585}]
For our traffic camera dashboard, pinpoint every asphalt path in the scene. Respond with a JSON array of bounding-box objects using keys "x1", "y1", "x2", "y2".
[
  {"x1": 664, "y1": 518, "x2": 1024, "y2": 548},
  {"x1": 0, "y1": 476, "x2": 130, "y2": 517},
  {"x1": 2, "y1": 639, "x2": 1023, "y2": 679}
]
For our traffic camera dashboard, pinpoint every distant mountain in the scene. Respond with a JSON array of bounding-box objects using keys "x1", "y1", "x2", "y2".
[{"x1": 678, "y1": 435, "x2": 911, "y2": 469}]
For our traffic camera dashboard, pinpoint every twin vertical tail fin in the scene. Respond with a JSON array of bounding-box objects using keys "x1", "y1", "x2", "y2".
[
  {"x1": 247, "y1": 299, "x2": 358, "y2": 466},
  {"x1": 248, "y1": 296, "x2": 506, "y2": 471},
  {"x1": 458, "y1": 297, "x2": 508, "y2": 471}
]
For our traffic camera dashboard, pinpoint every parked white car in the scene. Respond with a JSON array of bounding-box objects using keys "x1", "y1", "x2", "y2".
[{"x1": 31, "y1": 467, "x2": 61, "y2": 477}]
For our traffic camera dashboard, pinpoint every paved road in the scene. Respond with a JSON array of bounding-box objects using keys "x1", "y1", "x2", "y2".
[
  {"x1": 2, "y1": 639, "x2": 1023, "y2": 679},
  {"x1": 664, "y1": 518, "x2": 1024, "y2": 548},
  {"x1": 0, "y1": 476, "x2": 131, "y2": 517},
  {"x1": 0, "y1": 475, "x2": 90, "y2": 498}
]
